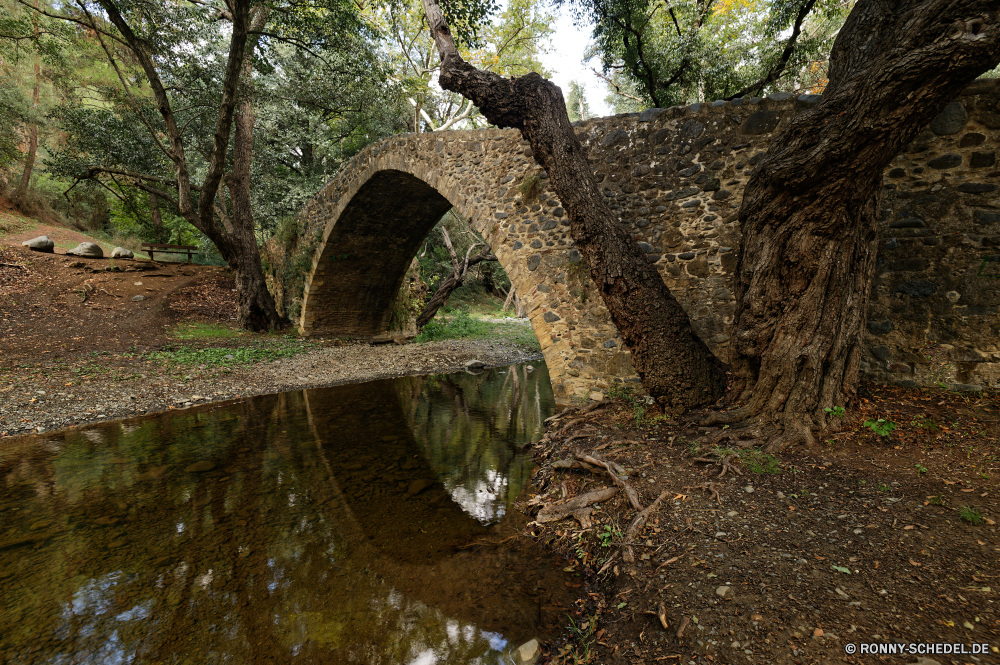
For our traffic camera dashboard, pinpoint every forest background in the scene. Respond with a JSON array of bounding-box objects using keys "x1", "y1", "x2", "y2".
[{"x1": 2, "y1": 0, "x2": 992, "y2": 325}]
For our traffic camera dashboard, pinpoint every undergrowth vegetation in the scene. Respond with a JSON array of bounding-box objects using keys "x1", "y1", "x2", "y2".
[
  {"x1": 414, "y1": 309, "x2": 540, "y2": 351},
  {"x1": 147, "y1": 335, "x2": 312, "y2": 367}
]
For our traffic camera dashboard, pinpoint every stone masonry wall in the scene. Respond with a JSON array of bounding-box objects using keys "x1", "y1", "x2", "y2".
[{"x1": 291, "y1": 79, "x2": 1000, "y2": 401}]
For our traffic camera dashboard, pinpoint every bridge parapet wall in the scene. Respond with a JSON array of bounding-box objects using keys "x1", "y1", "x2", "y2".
[{"x1": 290, "y1": 79, "x2": 1000, "y2": 400}]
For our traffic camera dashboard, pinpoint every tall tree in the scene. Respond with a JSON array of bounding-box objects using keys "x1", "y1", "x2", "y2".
[
  {"x1": 379, "y1": 0, "x2": 554, "y2": 132},
  {"x1": 415, "y1": 0, "x2": 1000, "y2": 433},
  {"x1": 565, "y1": 79, "x2": 591, "y2": 121},
  {"x1": 12, "y1": 0, "x2": 41, "y2": 201},
  {"x1": 578, "y1": 0, "x2": 845, "y2": 109},
  {"x1": 707, "y1": 0, "x2": 1000, "y2": 449},
  {"x1": 33, "y1": 0, "x2": 371, "y2": 331},
  {"x1": 418, "y1": 0, "x2": 728, "y2": 413}
]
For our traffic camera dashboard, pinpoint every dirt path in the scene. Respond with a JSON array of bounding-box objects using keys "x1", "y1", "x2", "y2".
[
  {"x1": 526, "y1": 389, "x2": 1000, "y2": 665},
  {"x1": 0, "y1": 240, "x2": 223, "y2": 364}
]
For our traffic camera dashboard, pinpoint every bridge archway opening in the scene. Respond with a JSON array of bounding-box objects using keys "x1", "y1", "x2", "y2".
[
  {"x1": 302, "y1": 170, "x2": 454, "y2": 337},
  {"x1": 301, "y1": 169, "x2": 537, "y2": 350}
]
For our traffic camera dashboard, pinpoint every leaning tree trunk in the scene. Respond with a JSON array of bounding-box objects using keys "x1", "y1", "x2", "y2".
[
  {"x1": 416, "y1": 247, "x2": 497, "y2": 328},
  {"x1": 710, "y1": 0, "x2": 1000, "y2": 450},
  {"x1": 418, "y1": 0, "x2": 726, "y2": 412}
]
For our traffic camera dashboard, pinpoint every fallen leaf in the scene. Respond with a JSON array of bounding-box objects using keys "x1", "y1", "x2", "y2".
[
  {"x1": 832, "y1": 565, "x2": 851, "y2": 574},
  {"x1": 903, "y1": 525, "x2": 915, "y2": 530}
]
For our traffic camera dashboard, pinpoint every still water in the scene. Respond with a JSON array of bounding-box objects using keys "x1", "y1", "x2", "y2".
[{"x1": 0, "y1": 363, "x2": 580, "y2": 664}]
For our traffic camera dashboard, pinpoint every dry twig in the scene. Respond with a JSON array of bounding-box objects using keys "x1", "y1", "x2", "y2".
[{"x1": 684, "y1": 482, "x2": 721, "y2": 503}]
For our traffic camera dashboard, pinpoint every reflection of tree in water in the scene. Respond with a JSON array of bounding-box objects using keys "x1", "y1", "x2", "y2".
[
  {"x1": 398, "y1": 362, "x2": 555, "y2": 523},
  {"x1": 0, "y1": 385, "x2": 568, "y2": 664}
]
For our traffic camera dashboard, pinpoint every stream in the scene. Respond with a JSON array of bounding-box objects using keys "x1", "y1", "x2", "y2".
[{"x1": 0, "y1": 362, "x2": 580, "y2": 664}]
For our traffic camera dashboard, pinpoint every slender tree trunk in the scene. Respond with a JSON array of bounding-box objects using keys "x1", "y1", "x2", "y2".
[
  {"x1": 711, "y1": 0, "x2": 1000, "y2": 450},
  {"x1": 418, "y1": 0, "x2": 726, "y2": 412},
  {"x1": 14, "y1": 7, "x2": 40, "y2": 203},
  {"x1": 149, "y1": 191, "x2": 163, "y2": 236},
  {"x1": 223, "y1": 5, "x2": 283, "y2": 332}
]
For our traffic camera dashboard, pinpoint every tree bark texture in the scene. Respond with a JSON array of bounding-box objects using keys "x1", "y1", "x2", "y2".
[
  {"x1": 222, "y1": 4, "x2": 282, "y2": 331},
  {"x1": 717, "y1": 0, "x2": 1000, "y2": 449},
  {"x1": 419, "y1": 0, "x2": 726, "y2": 412}
]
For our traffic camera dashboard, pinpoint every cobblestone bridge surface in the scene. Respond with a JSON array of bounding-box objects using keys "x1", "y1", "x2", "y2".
[{"x1": 293, "y1": 79, "x2": 1000, "y2": 401}]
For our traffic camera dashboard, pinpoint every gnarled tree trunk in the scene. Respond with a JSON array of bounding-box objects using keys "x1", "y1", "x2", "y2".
[
  {"x1": 712, "y1": 0, "x2": 1000, "y2": 449},
  {"x1": 418, "y1": 0, "x2": 726, "y2": 412}
]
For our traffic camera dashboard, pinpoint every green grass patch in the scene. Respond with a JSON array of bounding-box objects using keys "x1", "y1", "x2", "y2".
[
  {"x1": 170, "y1": 322, "x2": 244, "y2": 340},
  {"x1": 148, "y1": 336, "x2": 311, "y2": 367},
  {"x1": 415, "y1": 310, "x2": 541, "y2": 351},
  {"x1": 740, "y1": 449, "x2": 783, "y2": 474},
  {"x1": 960, "y1": 505, "x2": 984, "y2": 525},
  {"x1": 0, "y1": 210, "x2": 38, "y2": 236}
]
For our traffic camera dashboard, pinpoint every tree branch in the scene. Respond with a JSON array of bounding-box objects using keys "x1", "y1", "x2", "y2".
[
  {"x1": 726, "y1": 0, "x2": 818, "y2": 100},
  {"x1": 591, "y1": 66, "x2": 644, "y2": 102}
]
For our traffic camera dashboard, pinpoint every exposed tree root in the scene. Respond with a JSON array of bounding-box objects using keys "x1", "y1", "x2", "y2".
[
  {"x1": 684, "y1": 482, "x2": 721, "y2": 503},
  {"x1": 620, "y1": 489, "x2": 670, "y2": 563},
  {"x1": 698, "y1": 406, "x2": 820, "y2": 452},
  {"x1": 581, "y1": 454, "x2": 642, "y2": 510},
  {"x1": 544, "y1": 407, "x2": 574, "y2": 424},
  {"x1": 693, "y1": 453, "x2": 744, "y2": 479},
  {"x1": 535, "y1": 487, "x2": 619, "y2": 524}
]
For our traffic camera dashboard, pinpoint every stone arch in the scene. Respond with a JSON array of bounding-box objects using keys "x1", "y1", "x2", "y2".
[
  {"x1": 297, "y1": 130, "x2": 616, "y2": 401},
  {"x1": 295, "y1": 81, "x2": 1000, "y2": 400}
]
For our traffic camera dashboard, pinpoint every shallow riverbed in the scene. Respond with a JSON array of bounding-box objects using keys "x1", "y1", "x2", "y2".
[{"x1": 0, "y1": 362, "x2": 577, "y2": 664}]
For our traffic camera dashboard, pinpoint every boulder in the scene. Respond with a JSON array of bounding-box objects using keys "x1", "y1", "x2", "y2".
[
  {"x1": 111, "y1": 246, "x2": 134, "y2": 259},
  {"x1": 464, "y1": 359, "x2": 486, "y2": 374},
  {"x1": 65, "y1": 242, "x2": 104, "y2": 258},
  {"x1": 407, "y1": 479, "x2": 433, "y2": 495},
  {"x1": 21, "y1": 236, "x2": 54, "y2": 252}
]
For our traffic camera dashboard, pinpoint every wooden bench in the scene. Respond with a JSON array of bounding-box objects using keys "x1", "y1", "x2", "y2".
[{"x1": 141, "y1": 243, "x2": 198, "y2": 264}]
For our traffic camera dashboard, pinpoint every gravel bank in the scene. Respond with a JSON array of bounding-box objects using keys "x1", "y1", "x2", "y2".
[{"x1": 0, "y1": 339, "x2": 541, "y2": 438}]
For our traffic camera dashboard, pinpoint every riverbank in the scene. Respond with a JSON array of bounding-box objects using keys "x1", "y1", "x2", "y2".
[
  {"x1": 0, "y1": 337, "x2": 540, "y2": 437},
  {"x1": 522, "y1": 386, "x2": 1000, "y2": 665},
  {"x1": 1, "y1": 236, "x2": 541, "y2": 437}
]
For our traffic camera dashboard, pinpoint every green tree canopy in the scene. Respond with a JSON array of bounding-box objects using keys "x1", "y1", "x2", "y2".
[{"x1": 574, "y1": 0, "x2": 850, "y2": 110}]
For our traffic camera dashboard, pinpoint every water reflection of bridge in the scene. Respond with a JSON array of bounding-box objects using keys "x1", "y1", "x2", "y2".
[{"x1": 0, "y1": 365, "x2": 572, "y2": 664}]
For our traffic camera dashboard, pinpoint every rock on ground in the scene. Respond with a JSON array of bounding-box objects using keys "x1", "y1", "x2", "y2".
[
  {"x1": 65, "y1": 242, "x2": 104, "y2": 258},
  {"x1": 21, "y1": 236, "x2": 54, "y2": 252}
]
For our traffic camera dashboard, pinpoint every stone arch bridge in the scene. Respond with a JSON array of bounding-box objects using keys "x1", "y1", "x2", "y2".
[{"x1": 288, "y1": 80, "x2": 1000, "y2": 400}]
